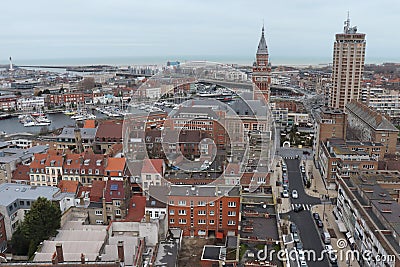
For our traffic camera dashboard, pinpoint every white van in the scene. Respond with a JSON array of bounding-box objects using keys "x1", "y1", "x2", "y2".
[{"x1": 321, "y1": 232, "x2": 331, "y2": 244}]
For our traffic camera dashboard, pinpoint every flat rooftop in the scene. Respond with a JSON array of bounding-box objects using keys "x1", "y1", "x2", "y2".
[{"x1": 0, "y1": 183, "x2": 60, "y2": 206}]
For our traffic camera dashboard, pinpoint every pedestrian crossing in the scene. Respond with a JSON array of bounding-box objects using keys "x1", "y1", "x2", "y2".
[{"x1": 291, "y1": 203, "x2": 312, "y2": 211}]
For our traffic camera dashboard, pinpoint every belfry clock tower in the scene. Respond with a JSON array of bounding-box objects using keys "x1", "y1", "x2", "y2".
[{"x1": 252, "y1": 26, "x2": 271, "y2": 103}]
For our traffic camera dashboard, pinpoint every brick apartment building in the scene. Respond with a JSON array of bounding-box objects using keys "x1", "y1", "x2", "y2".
[
  {"x1": 346, "y1": 100, "x2": 399, "y2": 154},
  {"x1": 314, "y1": 107, "x2": 347, "y2": 162},
  {"x1": 318, "y1": 138, "x2": 383, "y2": 188},
  {"x1": 165, "y1": 185, "x2": 240, "y2": 237}
]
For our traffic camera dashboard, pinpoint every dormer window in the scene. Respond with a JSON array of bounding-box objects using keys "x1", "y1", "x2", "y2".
[
  {"x1": 67, "y1": 159, "x2": 72, "y2": 165},
  {"x1": 50, "y1": 160, "x2": 55, "y2": 166},
  {"x1": 96, "y1": 160, "x2": 102, "y2": 166},
  {"x1": 84, "y1": 159, "x2": 90, "y2": 166}
]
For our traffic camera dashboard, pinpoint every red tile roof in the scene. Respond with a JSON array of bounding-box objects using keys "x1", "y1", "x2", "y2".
[
  {"x1": 95, "y1": 120, "x2": 123, "y2": 140},
  {"x1": 105, "y1": 158, "x2": 126, "y2": 171},
  {"x1": 83, "y1": 120, "x2": 96, "y2": 128},
  {"x1": 29, "y1": 153, "x2": 48, "y2": 169},
  {"x1": 141, "y1": 159, "x2": 164, "y2": 174},
  {"x1": 12, "y1": 164, "x2": 30, "y2": 182},
  {"x1": 106, "y1": 143, "x2": 123, "y2": 157},
  {"x1": 80, "y1": 150, "x2": 106, "y2": 175},
  {"x1": 63, "y1": 153, "x2": 82, "y2": 170},
  {"x1": 125, "y1": 195, "x2": 146, "y2": 222},
  {"x1": 30, "y1": 153, "x2": 63, "y2": 169},
  {"x1": 104, "y1": 180, "x2": 125, "y2": 202},
  {"x1": 58, "y1": 180, "x2": 80, "y2": 194},
  {"x1": 90, "y1": 180, "x2": 106, "y2": 202}
]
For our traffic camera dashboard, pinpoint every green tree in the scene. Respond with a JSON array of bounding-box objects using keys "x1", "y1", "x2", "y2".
[
  {"x1": 13, "y1": 197, "x2": 61, "y2": 257},
  {"x1": 10, "y1": 226, "x2": 30, "y2": 255}
]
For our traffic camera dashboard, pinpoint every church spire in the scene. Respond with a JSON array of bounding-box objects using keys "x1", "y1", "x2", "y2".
[{"x1": 257, "y1": 26, "x2": 268, "y2": 55}]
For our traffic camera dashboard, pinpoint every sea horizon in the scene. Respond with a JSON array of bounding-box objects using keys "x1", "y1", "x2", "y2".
[{"x1": 1, "y1": 55, "x2": 399, "y2": 68}]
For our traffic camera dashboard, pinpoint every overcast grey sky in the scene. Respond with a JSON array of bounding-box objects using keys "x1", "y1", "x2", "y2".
[{"x1": 1, "y1": 0, "x2": 399, "y2": 65}]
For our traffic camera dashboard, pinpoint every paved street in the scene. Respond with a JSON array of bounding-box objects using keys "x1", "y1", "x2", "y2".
[{"x1": 282, "y1": 158, "x2": 329, "y2": 267}]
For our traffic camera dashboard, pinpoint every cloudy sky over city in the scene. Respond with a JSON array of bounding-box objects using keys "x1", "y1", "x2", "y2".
[{"x1": 1, "y1": 0, "x2": 399, "y2": 65}]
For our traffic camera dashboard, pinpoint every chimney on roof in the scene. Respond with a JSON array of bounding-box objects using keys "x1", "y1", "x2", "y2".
[
  {"x1": 81, "y1": 253, "x2": 86, "y2": 264},
  {"x1": 51, "y1": 252, "x2": 58, "y2": 265},
  {"x1": 117, "y1": 241, "x2": 125, "y2": 263},
  {"x1": 55, "y1": 243, "x2": 64, "y2": 263}
]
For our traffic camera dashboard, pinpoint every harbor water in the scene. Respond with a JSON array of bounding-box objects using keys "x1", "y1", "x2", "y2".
[{"x1": 0, "y1": 111, "x2": 107, "y2": 135}]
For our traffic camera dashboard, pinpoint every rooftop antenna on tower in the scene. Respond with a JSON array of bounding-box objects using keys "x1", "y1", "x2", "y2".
[
  {"x1": 9, "y1": 56, "x2": 13, "y2": 71},
  {"x1": 344, "y1": 11, "x2": 351, "y2": 33}
]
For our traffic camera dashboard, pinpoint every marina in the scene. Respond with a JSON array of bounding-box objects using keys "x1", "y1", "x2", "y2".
[{"x1": 0, "y1": 110, "x2": 107, "y2": 135}]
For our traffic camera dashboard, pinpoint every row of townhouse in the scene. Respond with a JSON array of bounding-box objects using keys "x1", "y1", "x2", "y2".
[
  {"x1": 0, "y1": 95, "x2": 45, "y2": 111},
  {"x1": 28, "y1": 151, "x2": 127, "y2": 186}
]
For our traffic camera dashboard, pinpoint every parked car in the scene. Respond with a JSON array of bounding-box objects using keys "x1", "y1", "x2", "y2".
[
  {"x1": 282, "y1": 190, "x2": 289, "y2": 198},
  {"x1": 327, "y1": 251, "x2": 338, "y2": 264},
  {"x1": 321, "y1": 232, "x2": 331, "y2": 244},
  {"x1": 293, "y1": 232, "x2": 300, "y2": 243},
  {"x1": 324, "y1": 245, "x2": 333, "y2": 252},
  {"x1": 290, "y1": 223, "x2": 298, "y2": 233},
  {"x1": 293, "y1": 204, "x2": 304, "y2": 212},
  {"x1": 299, "y1": 260, "x2": 308, "y2": 267},
  {"x1": 297, "y1": 250, "x2": 305, "y2": 261},
  {"x1": 292, "y1": 190, "x2": 298, "y2": 199},
  {"x1": 316, "y1": 219, "x2": 324, "y2": 228},
  {"x1": 283, "y1": 183, "x2": 289, "y2": 191},
  {"x1": 312, "y1": 212, "x2": 320, "y2": 221},
  {"x1": 295, "y1": 241, "x2": 303, "y2": 250}
]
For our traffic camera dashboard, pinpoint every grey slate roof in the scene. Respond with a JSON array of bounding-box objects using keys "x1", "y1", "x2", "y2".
[
  {"x1": 257, "y1": 27, "x2": 268, "y2": 55},
  {"x1": 58, "y1": 127, "x2": 97, "y2": 139},
  {"x1": 346, "y1": 101, "x2": 398, "y2": 132}
]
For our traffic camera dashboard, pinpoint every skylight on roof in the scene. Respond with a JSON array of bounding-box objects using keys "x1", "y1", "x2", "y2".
[{"x1": 110, "y1": 184, "x2": 118, "y2": 191}]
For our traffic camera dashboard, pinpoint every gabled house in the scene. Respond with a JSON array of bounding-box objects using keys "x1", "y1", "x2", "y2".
[
  {"x1": 141, "y1": 159, "x2": 166, "y2": 191},
  {"x1": 104, "y1": 157, "x2": 126, "y2": 181}
]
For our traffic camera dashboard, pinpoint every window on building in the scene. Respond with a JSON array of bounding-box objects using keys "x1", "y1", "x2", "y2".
[
  {"x1": 227, "y1": 220, "x2": 236, "y2": 225},
  {"x1": 198, "y1": 219, "x2": 206, "y2": 224},
  {"x1": 198, "y1": 210, "x2": 206, "y2": 215},
  {"x1": 95, "y1": 210, "x2": 102, "y2": 216},
  {"x1": 115, "y1": 209, "x2": 121, "y2": 216},
  {"x1": 169, "y1": 209, "x2": 175, "y2": 215},
  {"x1": 96, "y1": 220, "x2": 103, "y2": 224},
  {"x1": 178, "y1": 200, "x2": 186, "y2": 206},
  {"x1": 209, "y1": 201, "x2": 215, "y2": 206},
  {"x1": 178, "y1": 210, "x2": 186, "y2": 215},
  {"x1": 179, "y1": 218, "x2": 186, "y2": 224},
  {"x1": 114, "y1": 201, "x2": 121, "y2": 207},
  {"x1": 228, "y1": 202, "x2": 236, "y2": 207},
  {"x1": 228, "y1": 211, "x2": 236, "y2": 216},
  {"x1": 170, "y1": 219, "x2": 174, "y2": 224},
  {"x1": 209, "y1": 210, "x2": 215, "y2": 216},
  {"x1": 198, "y1": 201, "x2": 206, "y2": 206},
  {"x1": 209, "y1": 220, "x2": 215, "y2": 225},
  {"x1": 146, "y1": 175, "x2": 151, "y2": 180}
]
